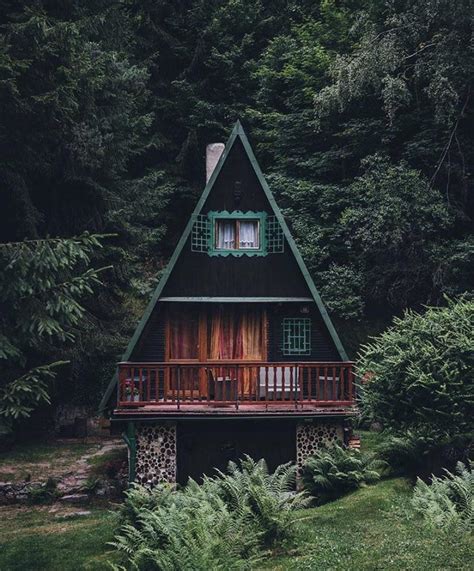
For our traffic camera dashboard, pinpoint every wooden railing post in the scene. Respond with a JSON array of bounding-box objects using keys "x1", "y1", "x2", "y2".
[
  {"x1": 348, "y1": 364, "x2": 354, "y2": 402},
  {"x1": 177, "y1": 366, "x2": 181, "y2": 411},
  {"x1": 235, "y1": 364, "x2": 239, "y2": 410},
  {"x1": 118, "y1": 365, "x2": 125, "y2": 403}
]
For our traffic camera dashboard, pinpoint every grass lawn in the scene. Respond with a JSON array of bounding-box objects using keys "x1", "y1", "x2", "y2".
[
  {"x1": 0, "y1": 440, "x2": 100, "y2": 482},
  {"x1": 0, "y1": 431, "x2": 471, "y2": 570},
  {"x1": 263, "y1": 478, "x2": 473, "y2": 570},
  {"x1": 1, "y1": 478, "x2": 471, "y2": 570},
  {"x1": 0, "y1": 503, "x2": 118, "y2": 571}
]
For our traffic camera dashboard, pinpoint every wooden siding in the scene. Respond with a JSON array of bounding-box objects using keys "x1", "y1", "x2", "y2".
[
  {"x1": 131, "y1": 312, "x2": 165, "y2": 362},
  {"x1": 161, "y1": 139, "x2": 312, "y2": 298},
  {"x1": 268, "y1": 305, "x2": 339, "y2": 362},
  {"x1": 132, "y1": 302, "x2": 339, "y2": 362}
]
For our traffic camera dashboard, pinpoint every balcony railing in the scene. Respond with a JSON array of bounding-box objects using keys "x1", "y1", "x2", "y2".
[{"x1": 117, "y1": 361, "x2": 355, "y2": 411}]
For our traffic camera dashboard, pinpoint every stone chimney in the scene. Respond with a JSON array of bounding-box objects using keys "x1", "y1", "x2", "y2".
[{"x1": 206, "y1": 143, "x2": 225, "y2": 183}]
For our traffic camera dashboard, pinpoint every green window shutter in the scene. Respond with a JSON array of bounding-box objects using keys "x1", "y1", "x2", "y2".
[
  {"x1": 191, "y1": 214, "x2": 210, "y2": 253},
  {"x1": 266, "y1": 215, "x2": 284, "y2": 253},
  {"x1": 282, "y1": 318, "x2": 311, "y2": 356}
]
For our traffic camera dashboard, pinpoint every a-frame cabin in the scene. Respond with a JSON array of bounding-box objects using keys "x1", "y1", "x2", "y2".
[{"x1": 100, "y1": 121, "x2": 356, "y2": 486}]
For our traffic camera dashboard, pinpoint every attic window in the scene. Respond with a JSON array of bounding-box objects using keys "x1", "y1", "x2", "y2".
[
  {"x1": 208, "y1": 211, "x2": 267, "y2": 257},
  {"x1": 215, "y1": 219, "x2": 260, "y2": 250},
  {"x1": 191, "y1": 211, "x2": 284, "y2": 256}
]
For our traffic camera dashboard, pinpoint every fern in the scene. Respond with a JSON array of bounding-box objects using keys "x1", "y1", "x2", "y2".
[
  {"x1": 111, "y1": 457, "x2": 310, "y2": 568},
  {"x1": 412, "y1": 461, "x2": 473, "y2": 533},
  {"x1": 111, "y1": 475, "x2": 262, "y2": 569},
  {"x1": 302, "y1": 444, "x2": 384, "y2": 504},
  {"x1": 210, "y1": 455, "x2": 310, "y2": 547}
]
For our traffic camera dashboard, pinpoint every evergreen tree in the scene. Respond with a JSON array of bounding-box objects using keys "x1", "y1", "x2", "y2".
[{"x1": 0, "y1": 234, "x2": 106, "y2": 431}]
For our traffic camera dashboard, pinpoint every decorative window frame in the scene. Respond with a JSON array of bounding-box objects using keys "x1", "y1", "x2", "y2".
[
  {"x1": 208, "y1": 210, "x2": 268, "y2": 257},
  {"x1": 281, "y1": 318, "x2": 312, "y2": 356}
]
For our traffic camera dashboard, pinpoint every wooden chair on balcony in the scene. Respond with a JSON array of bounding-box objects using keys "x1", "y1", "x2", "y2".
[{"x1": 206, "y1": 368, "x2": 238, "y2": 402}]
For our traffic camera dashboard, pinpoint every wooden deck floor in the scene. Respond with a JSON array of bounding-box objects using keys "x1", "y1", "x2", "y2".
[{"x1": 113, "y1": 402, "x2": 357, "y2": 417}]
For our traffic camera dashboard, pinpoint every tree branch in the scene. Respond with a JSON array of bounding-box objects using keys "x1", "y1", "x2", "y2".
[{"x1": 430, "y1": 86, "x2": 471, "y2": 188}]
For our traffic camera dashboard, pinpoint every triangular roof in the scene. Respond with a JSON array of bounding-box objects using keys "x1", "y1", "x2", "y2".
[{"x1": 99, "y1": 121, "x2": 348, "y2": 411}]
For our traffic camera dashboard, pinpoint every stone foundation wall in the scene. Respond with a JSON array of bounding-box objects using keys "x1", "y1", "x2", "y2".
[
  {"x1": 132, "y1": 420, "x2": 345, "y2": 487},
  {"x1": 296, "y1": 421, "x2": 344, "y2": 475},
  {"x1": 135, "y1": 423, "x2": 177, "y2": 487}
]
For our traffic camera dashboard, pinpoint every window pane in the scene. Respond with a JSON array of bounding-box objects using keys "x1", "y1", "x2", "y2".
[
  {"x1": 239, "y1": 220, "x2": 259, "y2": 249},
  {"x1": 282, "y1": 318, "x2": 311, "y2": 356},
  {"x1": 216, "y1": 220, "x2": 236, "y2": 249}
]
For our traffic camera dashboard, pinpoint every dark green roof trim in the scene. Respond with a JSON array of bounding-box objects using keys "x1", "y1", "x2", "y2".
[
  {"x1": 99, "y1": 120, "x2": 347, "y2": 412},
  {"x1": 159, "y1": 297, "x2": 314, "y2": 302},
  {"x1": 235, "y1": 124, "x2": 348, "y2": 361},
  {"x1": 99, "y1": 122, "x2": 243, "y2": 411}
]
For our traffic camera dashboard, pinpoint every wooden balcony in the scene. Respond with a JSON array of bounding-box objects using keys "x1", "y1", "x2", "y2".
[{"x1": 115, "y1": 361, "x2": 356, "y2": 417}]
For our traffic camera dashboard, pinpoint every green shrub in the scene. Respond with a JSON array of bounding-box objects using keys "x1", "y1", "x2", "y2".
[
  {"x1": 115, "y1": 482, "x2": 175, "y2": 528},
  {"x1": 377, "y1": 432, "x2": 472, "y2": 481},
  {"x1": 358, "y1": 298, "x2": 473, "y2": 442},
  {"x1": 28, "y1": 477, "x2": 59, "y2": 505},
  {"x1": 211, "y1": 455, "x2": 310, "y2": 547},
  {"x1": 412, "y1": 461, "x2": 473, "y2": 532},
  {"x1": 302, "y1": 445, "x2": 383, "y2": 504}
]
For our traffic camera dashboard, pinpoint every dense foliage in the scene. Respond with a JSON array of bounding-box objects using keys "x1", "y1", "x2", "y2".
[
  {"x1": 302, "y1": 444, "x2": 383, "y2": 503},
  {"x1": 412, "y1": 461, "x2": 473, "y2": 533},
  {"x1": 0, "y1": 234, "x2": 105, "y2": 432},
  {"x1": 376, "y1": 431, "x2": 472, "y2": 481},
  {"x1": 358, "y1": 298, "x2": 474, "y2": 440},
  {"x1": 112, "y1": 457, "x2": 309, "y2": 569},
  {"x1": 0, "y1": 0, "x2": 472, "y2": 414}
]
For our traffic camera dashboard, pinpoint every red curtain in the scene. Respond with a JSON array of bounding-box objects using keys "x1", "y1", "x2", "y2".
[{"x1": 169, "y1": 306, "x2": 199, "y2": 359}]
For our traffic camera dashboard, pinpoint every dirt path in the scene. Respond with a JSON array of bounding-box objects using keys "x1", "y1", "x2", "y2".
[{"x1": 0, "y1": 438, "x2": 127, "y2": 504}]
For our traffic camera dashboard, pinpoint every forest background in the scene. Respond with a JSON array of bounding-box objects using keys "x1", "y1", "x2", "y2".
[{"x1": 0, "y1": 0, "x2": 472, "y2": 428}]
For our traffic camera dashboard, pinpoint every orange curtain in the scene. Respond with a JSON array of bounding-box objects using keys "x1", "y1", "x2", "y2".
[
  {"x1": 169, "y1": 307, "x2": 199, "y2": 359},
  {"x1": 208, "y1": 306, "x2": 265, "y2": 394}
]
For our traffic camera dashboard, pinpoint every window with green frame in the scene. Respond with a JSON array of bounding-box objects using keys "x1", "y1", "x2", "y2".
[
  {"x1": 208, "y1": 211, "x2": 267, "y2": 257},
  {"x1": 282, "y1": 318, "x2": 311, "y2": 356},
  {"x1": 191, "y1": 210, "x2": 284, "y2": 256}
]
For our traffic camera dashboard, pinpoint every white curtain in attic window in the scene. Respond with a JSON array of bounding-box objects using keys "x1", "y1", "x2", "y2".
[
  {"x1": 216, "y1": 220, "x2": 235, "y2": 249},
  {"x1": 239, "y1": 220, "x2": 259, "y2": 248}
]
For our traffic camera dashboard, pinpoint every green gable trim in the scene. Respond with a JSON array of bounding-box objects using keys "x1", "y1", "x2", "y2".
[
  {"x1": 208, "y1": 210, "x2": 267, "y2": 257},
  {"x1": 234, "y1": 123, "x2": 348, "y2": 362},
  {"x1": 159, "y1": 297, "x2": 314, "y2": 302},
  {"x1": 99, "y1": 120, "x2": 347, "y2": 413}
]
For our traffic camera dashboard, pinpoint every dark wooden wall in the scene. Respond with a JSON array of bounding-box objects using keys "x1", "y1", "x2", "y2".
[
  {"x1": 176, "y1": 419, "x2": 297, "y2": 484},
  {"x1": 267, "y1": 305, "x2": 339, "y2": 362},
  {"x1": 161, "y1": 139, "x2": 312, "y2": 298},
  {"x1": 131, "y1": 311, "x2": 165, "y2": 362},
  {"x1": 130, "y1": 136, "x2": 343, "y2": 363},
  {"x1": 131, "y1": 302, "x2": 339, "y2": 362}
]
